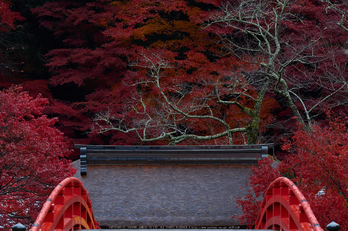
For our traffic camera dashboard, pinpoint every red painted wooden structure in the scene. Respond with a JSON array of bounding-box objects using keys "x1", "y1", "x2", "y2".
[
  {"x1": 30, "y1": 177, "x2": 323, "y2": 231},
  {"x1": 29, "y1": 177, "x2": 98, "y2": 231},
  {"x1": 255, "y1": 177, "x2": 324, "y2": 231}
]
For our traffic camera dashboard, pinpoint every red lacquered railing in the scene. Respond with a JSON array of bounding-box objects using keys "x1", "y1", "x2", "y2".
[
  {"x1": 255, "y1": 177, "x2": 323, "y2": 231},
  {"x1": 30, "y1": 177, "x2": 98, "y2": 231}
]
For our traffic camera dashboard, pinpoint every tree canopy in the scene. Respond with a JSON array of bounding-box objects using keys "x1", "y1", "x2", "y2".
[
  {"x1": 0, "y1": 0, "x2": 343, "y2": 150},
  {"x1": 234, "y1": 112, "x2": 348, "y2": 229},
  {"x1": 0, "y1": 86, "x2": 75, "y2": 228}
]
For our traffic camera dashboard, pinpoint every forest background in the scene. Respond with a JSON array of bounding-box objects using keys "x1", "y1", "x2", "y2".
[
  {"x1": 1, "y1": 0, "x2": 348, "y2": 229},
  {"x1": 2, "y1": 0, "x2": 347, "y2": 158}
]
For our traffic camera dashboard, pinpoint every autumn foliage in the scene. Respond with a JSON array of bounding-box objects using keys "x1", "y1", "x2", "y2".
[
  {"x1": 0, "y1": 1, "x2": 24, "y2": 32},
  {"x1": 27, "y1": 0, "x2": 348, "y2": 148},
  {"x1": 0, "y1": 86, "x2": 76, "y2": 228},
  {"x1": 1, "y1": 0, "x2": 348, "y2": 227},
  {"x1": 235, "y1": 113, "x2": 348, "y2": 229},
  {"x1": 30, "y1": 0, "x2": 237, "y2": 146}
]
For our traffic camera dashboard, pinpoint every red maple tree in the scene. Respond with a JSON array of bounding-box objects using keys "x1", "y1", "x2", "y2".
[
  {"x1": 0, "y1": 86, "x2": 76, "y2": 228},
  {"x1": 206, "y1": 0, "x2": 348, "y2": 133},
  {"x1": 0, "y1": 0, "x2": 25, "y2": 85},
  {"x1": 234, "y1": 112, "x2": 348, "y2": 229},
  {"x1": 32, "y1": 0, "x2": 279, "y2": 145},
  {"x1": 31, "y1": 0, "x2": 259, "y2": 145},
  {"x1": 25, "y1": 0, "x2": 348, "y2": 149},
  {"x1": 0, "y1": 1, "x2": 24, "y2": 32}
]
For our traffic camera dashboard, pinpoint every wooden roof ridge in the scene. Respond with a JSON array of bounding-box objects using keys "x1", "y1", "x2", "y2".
[{"x1": 75, "y1": 144, "x2": 274, "y2": 175}]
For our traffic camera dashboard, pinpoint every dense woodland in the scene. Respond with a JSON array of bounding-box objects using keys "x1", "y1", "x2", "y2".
[{"x1": 1, "y1": 0, "x2": 348, "y2": 229}]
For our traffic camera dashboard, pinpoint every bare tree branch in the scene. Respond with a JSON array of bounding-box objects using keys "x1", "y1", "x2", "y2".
[{"x1": 206, "y1": 0, "x2": 348, "y2": 130}]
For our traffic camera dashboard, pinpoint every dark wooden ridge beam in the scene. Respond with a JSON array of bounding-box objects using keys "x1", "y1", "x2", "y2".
[{"x1": 75, "y1": 144, "x2": 274, "y2": 175}]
